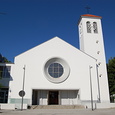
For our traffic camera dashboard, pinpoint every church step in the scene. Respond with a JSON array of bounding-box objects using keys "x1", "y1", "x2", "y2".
[{"x1": 31, "y1": 105, "x2": 85, "y2": 109}]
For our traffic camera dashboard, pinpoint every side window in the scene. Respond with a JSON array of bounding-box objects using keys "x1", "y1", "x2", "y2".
[
  {"x1": 93, "y1": 22, "x2": 98, "y2": 33},
  {"x1": 0, "y1": 66, "x2": 11, "y2": 78},
  {"x1": 0, "y1": 66, "x2": 3, "y2": 78},
  {"x1": 4, "y1": 66, "x2": 11, "y2": 78},
  {"x1": 86, "y1": 21, "x2": 91, "y2": 33}
]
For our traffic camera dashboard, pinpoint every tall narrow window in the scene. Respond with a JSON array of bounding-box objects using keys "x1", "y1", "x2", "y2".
[
  {"x1": 86, "y1": 21, "x2": 91, "y2": 33},
  {"x1": 93, "y1": 22, "x2": 98, "y2": 33}
]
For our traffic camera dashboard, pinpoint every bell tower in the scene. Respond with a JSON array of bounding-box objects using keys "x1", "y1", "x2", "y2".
[{"x1": 78, "y1": 14, "x2": 110, "y2": 103}]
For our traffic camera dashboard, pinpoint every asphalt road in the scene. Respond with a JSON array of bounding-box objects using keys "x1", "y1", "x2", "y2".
[{"x1": 0, "y1": 108, "x2": 115, "y2": 115}]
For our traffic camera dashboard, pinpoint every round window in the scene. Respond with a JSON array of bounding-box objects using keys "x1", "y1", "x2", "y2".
[
  {"x1": 48, "y1": 63, "x2": 64, "y2": 78},
  {"x1": 44, "y1": 57, "x2": 70, "y2": 83}
]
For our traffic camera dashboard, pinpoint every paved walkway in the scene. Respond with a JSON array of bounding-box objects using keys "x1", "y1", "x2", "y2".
[{"x1": 0, "y1": 109, "x2": 115, "y2": 115}]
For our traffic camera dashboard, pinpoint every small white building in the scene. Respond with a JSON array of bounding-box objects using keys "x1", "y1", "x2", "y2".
[{"x1": 0, "y1": 14, "x2": 112, "y2": 109}]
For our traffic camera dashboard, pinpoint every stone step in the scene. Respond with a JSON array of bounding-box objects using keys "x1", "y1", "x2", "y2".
[{"x1": 31, "y1": 105, "x2": 85, "y2": 109}]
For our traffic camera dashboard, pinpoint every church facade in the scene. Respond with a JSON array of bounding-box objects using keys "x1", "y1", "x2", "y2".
[{"x1": 0, "y1": 14, "x2": 111, "y2": 108}]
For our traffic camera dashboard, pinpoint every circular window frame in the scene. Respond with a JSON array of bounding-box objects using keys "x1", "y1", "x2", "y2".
[
  {"x1": 48, "y1": 63, "x2": 64, "y2": 78},
  {"x1": 44, "y1": 57, "x2": 70, "y2": 83}
]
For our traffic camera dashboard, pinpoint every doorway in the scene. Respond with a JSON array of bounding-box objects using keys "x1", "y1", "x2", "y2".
[
  {"x1": 48, "y1": 91, "x2": 59, "y2": 105},
  {"x1": 0, "y1": 88, "x2": 8, "y2": 103},
  {"x1": 32, "y1": 90, "x2": 38, "y2": 105}
]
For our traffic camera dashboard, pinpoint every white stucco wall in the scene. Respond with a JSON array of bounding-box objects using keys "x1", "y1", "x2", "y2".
[
  {"x1": 8, "y1": 37, "x2": 99, "y2": 105},
  {"x1": 78, "y1": 16, "x2": 110, "y2": 103}
]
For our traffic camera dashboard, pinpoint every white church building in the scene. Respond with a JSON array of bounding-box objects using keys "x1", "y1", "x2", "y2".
[{"x1": 0, "y1": 14, "x2": 114, "y2": 109}]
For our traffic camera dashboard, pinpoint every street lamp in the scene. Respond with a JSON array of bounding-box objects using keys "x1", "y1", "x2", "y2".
[
  {"x1": 89, "y1": 66, "x2": 93, "y2": 111},
  {"x1": 21, "y1": 65, "x2": 26, "y2": 111},
  {"x1": 96, "y1": 63, "x2": 101, "y2": 102}
]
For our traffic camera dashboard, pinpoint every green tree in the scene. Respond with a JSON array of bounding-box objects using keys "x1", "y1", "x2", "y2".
[
  {"x1": 2, "y1": 57, "x2": 11, "y2": 63},
  {"x1": 0, "y1": 53, "x2": 11, "y2": 63},
  {"x1": 107, "y1": 57, "x2": 115, "y2": 101}
]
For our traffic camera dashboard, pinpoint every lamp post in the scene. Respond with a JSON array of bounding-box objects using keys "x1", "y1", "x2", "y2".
[
  {"x1": 21, "y1": 65, "x2": 26, "y2": 111},
  {"x1": 96, "y1": 63, "x2": 101, "y2": 102},
  {"x1": 89, "y1": 66, "x2": 93, "y2": 111}
]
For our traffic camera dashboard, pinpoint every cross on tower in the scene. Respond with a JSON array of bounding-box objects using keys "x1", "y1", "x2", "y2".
[{"x1": 85, "y1": 6, "x2": 91, "y2": 14}]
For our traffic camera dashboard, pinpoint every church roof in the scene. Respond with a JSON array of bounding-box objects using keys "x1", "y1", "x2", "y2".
[{"x1": 81, "y1": 14, "x2": 102, "y2": 19}]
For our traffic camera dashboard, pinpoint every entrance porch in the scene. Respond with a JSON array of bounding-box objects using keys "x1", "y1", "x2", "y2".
[{"x1": 32, "y1": 90, "x2": 80, "y2": 105}]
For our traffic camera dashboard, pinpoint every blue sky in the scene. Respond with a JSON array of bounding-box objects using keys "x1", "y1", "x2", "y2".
[{"x1": 0, "y1": 0, "x2": 115, "y2": 63}]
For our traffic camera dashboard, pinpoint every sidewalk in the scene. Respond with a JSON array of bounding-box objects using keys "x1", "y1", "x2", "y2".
[{"x1": 0, "y1": 108, "x2": 115, "y2": 115}]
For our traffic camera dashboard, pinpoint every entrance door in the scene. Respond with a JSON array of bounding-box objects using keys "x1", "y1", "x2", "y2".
[{"x1": 48, "y1": 91, "x2": 59, "y2": 105}]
